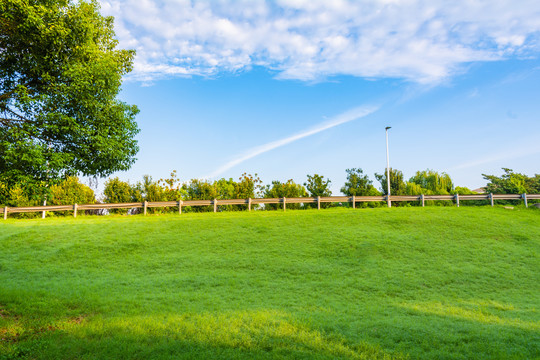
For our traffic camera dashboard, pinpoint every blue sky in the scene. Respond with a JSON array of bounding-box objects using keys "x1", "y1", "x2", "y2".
[{"x1": 98, "y1": 0, "x2": 540, "y2": 195}]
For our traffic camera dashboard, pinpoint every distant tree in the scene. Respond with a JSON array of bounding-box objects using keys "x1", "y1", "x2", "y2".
[
  {"x1": 235, "y1": 173, "x2": 263, "y2": 199},
  {"x1": 341, "y1": 168, "x2": 380, "y2": 196},
  {"x1": 304, "y1": 174, "x2": 332, "y2": 197},
  {"x1": 482, "y1": 168, "x2": 539, "y2": 194},
  {"x1": 341, "y1": 168, "x2": 381, "y2": 208},
  {"x1": 304, "y1": 174, "x2": 332, "y2": 209},
  {"x1": 375, "y1": 168, "x2": 406, "y2": 195},
  {"x1": 264, "y1": 179, "x2": 308, "y2": 210},
  {"x1": 530, "y1": 174, "x2": 540, "y2": 194},
  {"x1": 453, "y1": 186, "x2": 475, "y2": 195},
  {"x1": 408, "y1": 170, "x2": 453, "y2": 194},
  {"x1": 182, "y1": 178, "x2": 217, "y2": 212},
  {"x1": 104, "y1": 177, "x2": 133, "y2": 204},
  {"x1": 49, "y1": 176, "x2": 95, "y2": 206},
  {"x1": 104, "y1": 177, "x2": 134, "y2": 214},
  {"x1": 0, "y1": 0, "x2": 139, "y2": 198},
  {"x1": 374, "y1": 168, "x2": 406, "y2": 196},
  {"x1": 214, "y1": 178, "x2": 237, "y2": 200},
  {"x1": 157, "y1": 170, "x2": 186, "y2": 201},
  {"x1": 233, "y1": 173, "x2": 263, "y2": 210}
]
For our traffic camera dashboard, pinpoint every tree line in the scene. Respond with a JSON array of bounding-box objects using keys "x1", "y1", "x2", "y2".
[{"x1": 1, "y1": 168, "x2": 538, "y2": 216}]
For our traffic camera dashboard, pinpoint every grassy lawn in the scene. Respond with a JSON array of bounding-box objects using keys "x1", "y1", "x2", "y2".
[{"x1": 0, "y1": 207, "x2": 539, "y2": 359}]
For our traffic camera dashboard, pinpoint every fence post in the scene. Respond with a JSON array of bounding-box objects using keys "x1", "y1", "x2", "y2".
[
  {"x1": 489, "y1": 193, "x2": 494, "y2": 207},
  {"x1": 352, "y1": 195, "x2": 355, "y2": 209},
  {"x1": 73, "y1": 203, "x2": 78, "y2": 218},
  {"x1": 455, "y1": 194, "x2": 460, "y2": 207},
  {"x1": 317, "y1": 196, "x2": 320, "y2": 210},
  {"x1": 283, "y1": 197, "x2": 286, "y2": 212},
  {"x1": 421, "y1": 194, "x2": 425, "y2": 207},
  {"x1": 523, "y1": 193, "x2": 528, "y2": 208},
  {"x1": 178, "y1": 200, "x2": 182, "y2": 214},
  {"x1": 248, "y1": 198, "x2": 252, "y2": 212},
  {"x1": 3, "y1": 207, "x2": 7, "y2": 220},
  {"x1": 143, "y1": 201, "x2": 148, "y2": 216},
  {"x1": 214, "y1": 199, "x2": 217, "y2": 213}
]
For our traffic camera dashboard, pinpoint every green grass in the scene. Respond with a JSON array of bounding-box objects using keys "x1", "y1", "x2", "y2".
[{"x1": 0, "y1": 207, "x2": 539, "y2": 359}]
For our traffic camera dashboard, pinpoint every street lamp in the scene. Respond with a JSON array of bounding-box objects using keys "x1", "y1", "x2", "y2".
[{"x1": 385, "y1": 126, "x2": 391, "y2": 208}]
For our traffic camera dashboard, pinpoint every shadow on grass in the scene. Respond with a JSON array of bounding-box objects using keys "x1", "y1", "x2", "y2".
[{"x1": 1, "y1": 309, "x2": 409, "y2": 360}]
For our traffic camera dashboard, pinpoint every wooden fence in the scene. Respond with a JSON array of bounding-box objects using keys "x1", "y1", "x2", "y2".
[{"x1": 1, "y1": 193, "x2": 539, "y2": 219}]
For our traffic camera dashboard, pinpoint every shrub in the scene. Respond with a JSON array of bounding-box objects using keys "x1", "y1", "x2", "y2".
[
  {"x1": 104, "y1": 177, "x2": 133, "y2": 204},
  {"x1": 158, "y1": 170, "x2": 186, "y2": 201},
  {"x1": 408, "y1": 170, "x2": 454, "y2": 194},
  {"x1": 341, "y1": 168, "x2": 381, "y2": 208},
  {"x1": 374, "y1": 168, "x2": 406, "y2": 196},
  {"x1": 264, "y1": 179, "x2": 308, "y2": 210},
  {"x1": 304, "y1": 174, "x2": 332, "y2": 208},
  {"x1": 182, "y1": 179, "x2": 217, "y2": 212},
  {"x1": 49, "y1": 177, "x2": 95, "y2": 205},
  {"x1": 104, "y1": 177, "x2": 134, "y2": 214}
]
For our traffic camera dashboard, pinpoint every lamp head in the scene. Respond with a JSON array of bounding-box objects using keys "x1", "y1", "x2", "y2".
[{"x1": 385, "y1": 126, "x2": 391, "y2": 130}]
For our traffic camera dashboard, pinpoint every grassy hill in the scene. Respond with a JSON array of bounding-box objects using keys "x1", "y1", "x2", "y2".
[{"x1": 0, "y1": 207, "x2": 539, "y2": 359}]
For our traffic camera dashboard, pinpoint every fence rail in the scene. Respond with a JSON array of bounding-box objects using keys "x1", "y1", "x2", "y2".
[{"x1": 2, "y1": 193, "x2": 539, "y2": 219}]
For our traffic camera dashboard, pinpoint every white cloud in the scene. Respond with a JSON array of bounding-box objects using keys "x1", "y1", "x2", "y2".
[
  {"x1": 99, "y1": 0, "x2": 540, "y2": 83},
  {"x1": 203, "y1": 105, "x2": 379, "y2": 179},
  {"x1": 450, "y1": 145, "x2": 540, "y2": 171}
]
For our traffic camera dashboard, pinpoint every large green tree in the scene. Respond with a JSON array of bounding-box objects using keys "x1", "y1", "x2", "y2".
[
  {"x1": 483, "y1": 168, "x2": 540, "y2": 194},
  {"x1": 374, "y1": 168, "x2": 405, "y2": 195},
  {"x1": 341, "y1": 168, "x2": 380, "y2": 196},
  {"x1": 0, "y1": 0, "x2": 139, "y2": 201}
]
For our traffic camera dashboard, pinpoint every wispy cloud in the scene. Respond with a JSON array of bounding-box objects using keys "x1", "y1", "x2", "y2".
[
  {"x1": 204, "y1": 105, "x2": 378, "y2": 179},
  {"x1": 450, "y1": 146, "x2": 540, "y2": 171},
  {"x1": 99, "y1": 0, "x2": 540, "y2": 84}
]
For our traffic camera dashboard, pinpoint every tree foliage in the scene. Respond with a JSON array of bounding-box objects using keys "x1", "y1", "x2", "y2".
[
  {"x1": 340, "y1": 168, "x2": 381, "y2": 207},
  {"x1": 341, "y1": 168, "x2": 380, "y2": 197},
  {"x1": 304, "y1": 174, "x2": 332, "y2": 208},
  {"x1": 374, "y1": 168, "x2": 406, "y2": 196},
  {"x1": 408, "y1": 170, "x2": 454, "y2": 194},
  {"x1": 0, "y1": 0, "x2": 139, "y2": 193},
  {"x1": 483, "y1": 168, "x2": 540, "y2": 194},
  {"x1": 264, "y1": 179, "x2": 308, "y2": 210},
  {"x1": 304, "y1": 174, "x2": 332, "y2": 197},
  {"x1": 49, "y1": 176, "x2": 94, "y2": 206},
  {"x1": 104, "y1": 177, "x2": 132, "y2": 204}
]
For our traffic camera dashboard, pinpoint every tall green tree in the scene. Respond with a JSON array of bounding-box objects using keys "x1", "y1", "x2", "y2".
[
  {"x1": 304, "y1": 173, "x2": 332, "y2": 209},
  {"x1": 374, "y1": 168, "x2": 406, "y2": 195},
  {"x1": 304, "y1": 174, "x2": 332, "y2": 197},
  {"x1": 264, "y1": 179, "x2": 308, "y2": 210},
  {"x1": 483, "y1": 168, "x2": 539, "y2": 194},
  {"x1": 408, "y1": 170, "x2": 454, "y2": 194},
  {"x1": 341, "y1": 168, "x2": 380, "y2": 196},
  {"x1": 0, "y1": 0, "x2": 139, "y2": 199}
]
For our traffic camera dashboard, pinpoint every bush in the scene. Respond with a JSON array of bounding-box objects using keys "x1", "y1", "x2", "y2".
[
  {"x1": 47, "y1": 177, "x2": 95, "y2": 216},
  {"x1": 408, "y1": 170, "x2": 453, "y2": 194},
  {"x1": 182, "y1": 179, "x2": 216, "y2": 212},
  {"x1": 304, "y1": 174, "x2": 332, "y2": 208},
  {"x1": 104, "y1": 177, "x2": 133, "y2": 204},
  {"x1": 482, "y1": 168, "x2": 540, "y2": 206},
  {"x1": 158, "y1": 170, "x2": 186, "y2": 201},
  {"x1": 264, "y1": 180, "x2": 308, "y2": 210},
  {"x1": 50, "y1": 177, "x2": 95, "y2": 205},
  {"x1": 104, "y1": 177, "x2": 134, "y2": 214},
  {"x1": 341, "y1": 168, "x2": 381, "y2": 208}
]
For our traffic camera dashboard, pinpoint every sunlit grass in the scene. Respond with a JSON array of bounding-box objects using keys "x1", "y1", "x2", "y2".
[{"x1": 0, "y1": 207, "x2": 539, "y2": 359}]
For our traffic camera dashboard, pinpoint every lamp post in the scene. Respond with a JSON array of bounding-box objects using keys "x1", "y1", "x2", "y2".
[{"x1": 385, "y1": 126, "x2": 391, "y2": 208}]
